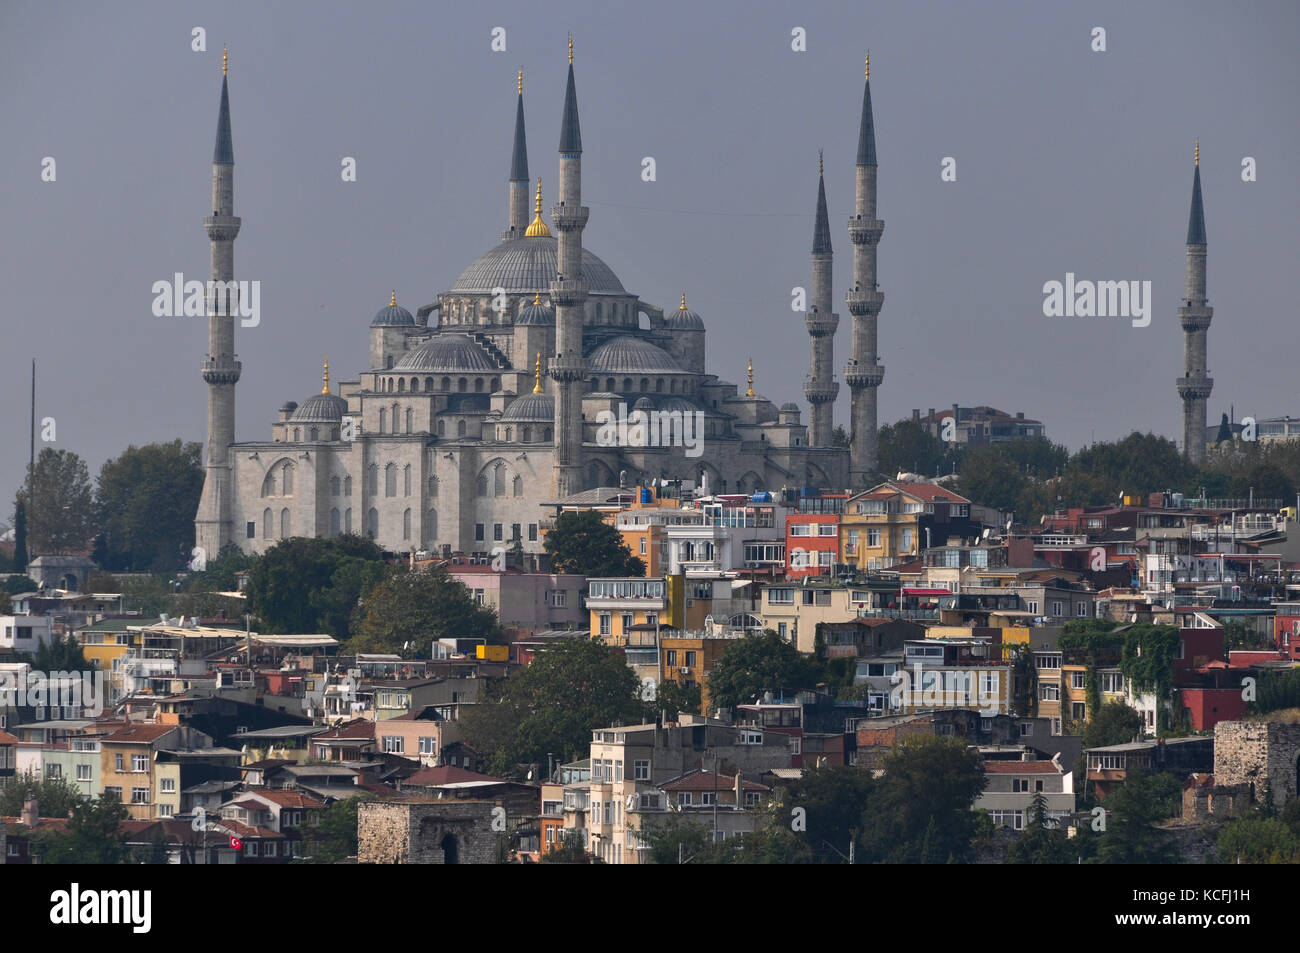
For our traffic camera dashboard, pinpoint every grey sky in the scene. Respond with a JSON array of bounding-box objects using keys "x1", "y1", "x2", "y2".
[{"x1": 2, "y1": 0, "x2": 1297, "y2": 506}]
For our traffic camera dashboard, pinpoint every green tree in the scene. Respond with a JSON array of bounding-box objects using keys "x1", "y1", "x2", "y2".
[
  {"x1": 543, "y1": 510, "x2": 644, "y2": 578},
  {"x1": 18, "y1": 448, "x2": 95, "y2": 555},
  {"x1": 877, "y1": 420, "x2": 953, "y2": 479},
  {"x1": 1006, "y1": 790, "x2": 1075, "y2": 864},
  {"x1": 93, "y1": 440, "x2": 204, "y2": 571},
  {"x1": 1216, "y1": 816, "x2": 1300, "y2": 864},
  {"x1": 1081, "y1": 702, "x2": 1144, "y2": 749},
  {"x1": 0, "y1": 773, "x2": 82, "y2": 818},
  {"x1": 31, "y1": 793, "x2": 130, "y2": 864},
  {"x1": 245, "y1": 535, "x2": 387, "y2": 640},
  {"x1": 1097, "y1": 769, "x2": 1181, "y2": 864},
  {"x1": 186, "y1": 542, "x2": 252, "y2": 593},
  {"x1": 28, "y1": 633, "x2": 94, "y2": 675},
  {"x1": 298, "y1": 795, "x2": 374, "y2": 863},
  {"x1": 652, "y1": 679, "x2": 702, "y2": 718},
  {"x1": 775, "y1": 762, "x2": 875, "y2": 863},
  {"x1": 706, "y1": 630, "x2": 819, "y2": 713},
  {"x1": 541, "y1": 829, "x2": 600, "y2": 864},
  {"x1": 830, "y1": 425, "x2": 849, "y2": 449},
  {"x1": 1215, "y1": 413, "x2": 1232, "y2": 444},
  {"x1": 12, "y1": 499, "x2": 28, "y2": 572},
  {"x1": 348, "y1": 565, "x2": 500, "y2": 657},
  {"x1": 460, "y1": 639, "x2": 643, "y2": 776}
]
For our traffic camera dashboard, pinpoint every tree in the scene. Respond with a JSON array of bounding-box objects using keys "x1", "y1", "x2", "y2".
[
  {"x1": 541, "y1": 830, "x2": 600, "y2": 864},
  {"x1": 1215, "y1": 413, "x2": 1232, "y2": 444},
  {"x1": 3, "y1": 575, "x2": 38, "y2": 595},
  {"x1": 651, "y1": 679, "x2": 702, "y2": 718},
  {"x1": 1216, "y1": 816, "x2": 1300, "y2": 864},
  {"x1": 349, "y1": 565, "x2": 501, "y2": 657},
  {"x1": 830, "y1": 425, "x2": 850, "y2": 449},
  {"x1": 1097, "y1": 769, "x2": 1181, "y2": 864},
  {"x1": 0, "y1": 592, "x2": 9, "y2": 614},
  {"x1": 460, "y1": 639, "x2": 643, "y2": 777},
  {"x1": 298, "y1": 795, "x2": 373, "y2": 863},
  {"x1": 29, "y1": 633, "x2": 94, "y2": 675},
  {"x1": 245, "y1": 535, "x2": 387, "y2": 640},
  {"x1": 775, "y1": 763, "x2": 875, "y2": 863},
  {"x1": 1081, "y1": 702, "x2": 1144, "y2": 749},
  {"x1": 93, "y1": 440, "x2": 204, "y2": 571},
  {"x1": 706, "y1": 630, "x2": 819, "y2": 713},
  {"x1": 1006, "y1": 790, "x2": 1075, "y2": 864},
  {"x1": 543, "y1": 510, "x2": 644, "y2": 578},
  {"x1": 18, "y1": 448, "x2": 95, "y2": 555},
  {"x1": 12, "y1": 499, "x2": 28, "y2": 572},
  {"x1": 877, "y1": 420, "x2": 952, "y2": 479},
  {"x1": 31, "y1": 793, "x2": 130, "y2": 864},
  {"x1": 0, "y1": 773, "x2": 82, "y2": 818}
]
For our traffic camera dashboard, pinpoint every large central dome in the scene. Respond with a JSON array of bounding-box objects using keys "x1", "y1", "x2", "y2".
[{"x1": 451, "y1": 235, "x2": 626, "y2": 296}]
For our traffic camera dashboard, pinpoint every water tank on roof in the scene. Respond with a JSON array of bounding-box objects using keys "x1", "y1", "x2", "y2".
[
  {"x1": 640, "y1": 488, "x2": 652, "y2": 504},
  {"x1": 752, "y1": 492, "x2": 772, "y2": 502}
]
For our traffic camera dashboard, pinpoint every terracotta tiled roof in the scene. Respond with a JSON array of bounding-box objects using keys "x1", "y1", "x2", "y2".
[
  {"x1": 246, "y1": 789, "x2": 326, "y2": 809},
  {"x1": 102, "y1": 724, "x2": 176, "y2": 744},
  {"x1": 313, "y1": 719, "x2": 375, "y2": 741},
  {"x1": 217, "y1": 820, "x2": 284, "y2": 840},
  {"x1": 659, "y1": 770, "x2": 769, "y2": 793},
  {"x1": 0, "y1": 729, "x2": 20, "y2": 745},
  {"x1": 983, "y1": 761, "x2": 1061, "y2": 775},
  {"x1": 405, "y1": 765, "x2": 506, "y2": 787}
]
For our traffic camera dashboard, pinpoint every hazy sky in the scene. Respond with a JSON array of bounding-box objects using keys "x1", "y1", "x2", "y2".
[{"x1": 2, "y1": 0, "x2": 1297, "y2": 507}]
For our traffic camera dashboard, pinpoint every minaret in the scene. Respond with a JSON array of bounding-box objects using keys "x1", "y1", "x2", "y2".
[
  {"x1": 507, "y1": 70, "x2": 530, "y2": 237},
  {"x1": 549, "y1": 35, "x2": 589, "y2": 498},
  {"x1": 1177, "y1": 140, "x2": 1213, "y2": 464},
  {"x1": 804, "y1": 150, "x2": 839, "y2": 447},
  {"x1": 844, "y1": 53, "x2": 885, "y2": 485},
  {"x1": 195, "y1": 47, "x2": 243, "y2": 557}
]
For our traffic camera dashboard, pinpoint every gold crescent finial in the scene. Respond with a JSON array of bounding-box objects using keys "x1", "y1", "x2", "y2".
[
  {"x1": 746, "y1": 357, "x2": 755, "y2": 397},
  {"x1": 533, "y1": 352, "x2": 544, "y2": 394},
  {"x1": 525, "y1": 178, "x2": 551, "y2": 236},
  {"x1": 223, "y1": 46, "x2": 229, "y2": 76},
  {"x1": 390, "y1": 290, "x2": 397, "y2": 307},
  {"x1": 568, "y1": 33, "x2": 574, "y2": 65},
  {"x1": 534, "y1": 290, "x2": 542, "y2": 306},
  {"x1": 680, "y1": 293, "x2": 687, "y2": 311},
  {"x1": 518, "y1": 69, "x2": 523, "y2": 95},
  {"x1": 322, "y1": 357, "x2": 331, "y2": 395},
  {"x1": 1194, "y1": 139, "x2": 1199, "y2": 166},
  {"x1": 864, "y1": 51, "x2": 869, "y2": 80}
]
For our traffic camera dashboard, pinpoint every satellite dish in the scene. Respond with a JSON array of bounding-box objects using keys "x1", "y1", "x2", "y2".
[{"x1": 527, "y1": 768, "x2": 534, "y2": 781}]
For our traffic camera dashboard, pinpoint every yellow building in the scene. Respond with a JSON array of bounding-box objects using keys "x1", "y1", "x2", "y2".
[{"x1": 839, "y1": 482, "x2": 973, "y2": 571}]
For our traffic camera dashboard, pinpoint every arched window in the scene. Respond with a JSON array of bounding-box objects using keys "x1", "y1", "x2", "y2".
[
  {"x1": 282, "y1": 464, "x2": 293, "y2": 495},
  {"x1": 474, "y1": 378, "x2": 484, "y2": 393},
  {"x1": 293, "y1": 428, "x2": 301, "y2": 441},
  {"x1": 544, "y1": 427, "x2": 552, "y2": 441},
  {"x1": 403, "y1": 464, "x2": 411, "y2": 496},
  {"x1": 330, "y1": 508, "x2": 341, "y2": 536},
  {"x1": 330, "y1": 476, "x2": 340, "y2": 496},
  {"x1": 344, "y1": 475, "x2": 352, "y2": 497},
  {"x1": 379, "y1": 408, "x2": 387, "y2": 433},
  {"x1": 437, "y1": 419, "x2": 446, "y2": 436},
  {"x1": 458, "y1": 378, "x2": 467, "y2": 392},
  {"x1": 425, "y1": 377, "x2": 433, "y2": 391},
  {"x1": 261, "y1": 469, "x2": 277, "y2": 497},
  {"x1": 403, "y1": 508, "x2": 412, "y2": 540},
  {"x1": 656, "y1": 379, "x2": 664, "y2": 392},
  {"x1": 504, "y1": 427, "x2": 512, "y2": 441},
  {"x1": 392, "y1": 403, "x2": 400, "y2": 433},
  {"x1": 344, "y1": 508, "x2": 352, "y2": 533},
  {"x1": 671, "y1": 379, "x2": 678, "y2": 393},
  {"x1": 405, "y1": 408, "x2": 413, "y2": 433},
  {"x1": 426, "y1": 509, "x2": 437, "y2": 539},
  {"x1": 513, "y1": 475, "x2": 523, "y2": 497},
  {"x1": 331, "y1": 427, "x2": 340, "y2": 441},
  {"x1": 606, "y1": 378, "x2": 615, "y2": 391},
  {"x1": 367, "y1": 508, "x2": 379, "y2": 538},
  {"x1": 623, "y1": 378, "x2": 632, "y2": 392},
  {"x1": 428, "y1": 476, "x2": 438, "y2": 497},
  {"x1": 522, "y1": 427, "x2": 532, "y2": 442},
  {"x1": 494, "y1": 464, "x2": 506, "y2": 497},
  {"x1": 477, "y1": 474, "x2": 489, "y2": 496},
  {"x1": 457, "y1": 419, "x2": 466, "y2": 437},
  {"x1": 491, "y1": 377, "x2": 500, "y2": 392},
  {"x1": 410, "y1": 377, "x2": 418, "y2": 392},
  {"x1": 309, "y1": 427, "x2": 319, "y2": 441},
  {"x1": 386, "y1": 356, "x2": 393, "y2": 369},
  {"x1": 442, "y1": 377, "x2": 450, "y2": 391},
  {"x1": 280, "y1": 508, "x2": 290, "y2": 539},
  {"x1": 263, "y1": 507, "x2": 272, "y2": 538},
  {"x1": 640, "y1": 378, "x2": 648, "y2": 392},
  {"x1": 385, "y1": 463, "x2": 397, "y2": 497},
  {"x1": 367, "y1": 464, "x2": 378, "y2": 496},
  {"x1": 398, "y1": 378, "x2": 406, "y2": 393}
]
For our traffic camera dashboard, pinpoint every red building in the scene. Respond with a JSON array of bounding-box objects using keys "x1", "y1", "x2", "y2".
[
  {"x1": 1273, "y1": 603, "x2": 1300, "y2": 661},
  {"x1": 785, "y1": 512, "x2": 841, "y2": 580}
]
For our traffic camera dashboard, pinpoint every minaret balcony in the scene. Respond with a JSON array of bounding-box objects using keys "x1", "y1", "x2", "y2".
[
  {"x1": 845, "y1": 290, "x2": 884, "y2": 318},
  {"x1": 1176, "y1": 376, "x2": 1214, "y2": 401},
  {"x1": 844, "y1": 363, "x2": 885, "y2": 389},
  {"x1": 805, "y1": 311, "x2": 839, "y2": 336},
  {"x1": 550, "y1": 205, "x2": 590, "y2": 232},
  {"x1": 201, "y1": 358, "x2": 243, "y2": 386},
  {"x1": 846, "y1": 217, "x2": 884, "y2": 244},
  {"x1": 548, "y1": 354, "x2": 588, "y2": 384},
  {"x1": 1177, "y1": 304, "x2": 1213, "y2": 333},
  {"x1": 549, "y1": 279, "x2": 589, "y2": 307},
  {"x1": 203, "y1": 215, "x2": 242, "y2": 241},
  {"x1": 803, "y1": 379, "x2": 840, "y2": 403}
]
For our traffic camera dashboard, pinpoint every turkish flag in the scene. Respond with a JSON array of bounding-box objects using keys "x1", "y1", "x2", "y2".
[{"x1": 229, "y1": 836, "x2": 243, "y2": 851}]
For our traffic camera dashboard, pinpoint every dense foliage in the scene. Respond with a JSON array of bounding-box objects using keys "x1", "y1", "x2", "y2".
[
  {"x1": 543, "y1": 510, "x2": 645, "y2": 578},
  {"x1": 348, "y1": 565, "x2": 502, "y2": 656}
]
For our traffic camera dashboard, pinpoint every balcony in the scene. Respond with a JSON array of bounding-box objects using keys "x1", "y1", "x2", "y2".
[{"x1": 857, "y1": 607, "x2": 940, "y2": 621}]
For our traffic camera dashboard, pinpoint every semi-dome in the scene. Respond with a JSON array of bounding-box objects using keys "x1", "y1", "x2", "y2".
[
  {"x1": 501, "y1": 392, "x2": 555, "y2": 423},
  {"x1": 394, "y1": 334, "x2": 501, "y2": 372},
  {"x1": 516, "y1": 293, "x2": 555, "y2": 327},
  {"x1": 588, "y1": 336, "x2": 682, "y2": 374},
  {"x1": 291, "y1": 392, "x2": 348, "y2": 422},
  {"x1": 779, "y1": 401, "x2": 800, "y2": 412},
  {"x1": 658, "y1": 396, "x2": 701, "y2": 414},
  {"x1": 664, "y1": 293, "x2": 704, "y2": 330},
  {"x1": 371, "y1": 292, "x2": 415, "y2": 327},
  {"x1": 451, "y1": 236, "x2": 626, "y2": 295}
]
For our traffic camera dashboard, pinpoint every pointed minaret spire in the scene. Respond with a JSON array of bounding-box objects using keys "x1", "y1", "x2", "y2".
[
  {"x1": 507, "y1": 70, "x2": 530, "y2": 236},
  {"x1": 1177, "y1": 141, "x2": 1213, "y2": 464},
  {"x1": 845, "y1": 53, "x2": 886, "y2": 484},
  {"x1": 805, "y1": 149, "x2": 839, "y2": 446},
  {"x1": 559, "y1": 37, "x2": 582, "y2": 155},
  {"x1": 214, "y1": 49, "x2": 234, "y2": 165}
]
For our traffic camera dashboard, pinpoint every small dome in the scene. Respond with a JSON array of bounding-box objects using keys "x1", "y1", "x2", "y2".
[
  {"x1": 516, "y1": 295, "x2": 555, "y2": 327},
  {"x1": 658, "y1": 397, "x2": 701, "y2": 414},
  {"x1": 501, "y1": 392, "x2": 555, "y2": 423},
  {"x1": 372, "y1": 292, "x2": 415, "y2": 327},
  {"x1": 394, "y1": 334, "x2": 501, "y2": 372},
  {"x1": 633, "y1": 397, "x2": 655, "y2": 411},
  {"x1": 780, "y1": 402, "x2": 800, "y2": 412},
  {"x1": 664, "y1": 293, "x2": 704, "y2": 330},
  {"x1": 291, "y1": 392, "x2": 348, "y2": 422},
  {"x1": 589, "y1": 336, "x2": 683, "y2": 375},
  {"x1": 279, "y1": 401, "x2": 299, "y2": 413}
]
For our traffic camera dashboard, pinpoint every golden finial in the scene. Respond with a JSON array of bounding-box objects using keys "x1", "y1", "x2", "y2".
[
  {"x1": 525, "y1": 178, "x2": 551, "y2": 237},
  {"x1": 534, "y1": 290, "x2": 542, "y2": 306},
  {"x1": 819, "y1": 149, "x2": 824, "y2": 177},
  {"x1": 1194, "y1": 139, "x2": 1199, "y2": 166},
  {"x1": 746, "y1": 357, "x2": 755, "y2": 397},
  {"x1": 223, "y1": 47, "x2": 228, "y2": 76},
  {"x1": 568, "y1": 33, "x2": 574, "y2": 65},
  {"x1": 864, "y1": 51, "x2": 869, "y2": 80},
  {"x1": 533, "y1": 353, "x2": 544, "y2": 394},
  {"x1": 518, "y1": 69, "x2": 523, "y2": 95},
  {"x1": 680, "y1": 293, "x2": 687, "y2": 311},
  {"x1": 389, "y1": 290, "x2": 397, "y2": 307},
  {"x1": 322, "y1": 357, "x2": 331, "y2": 395}
]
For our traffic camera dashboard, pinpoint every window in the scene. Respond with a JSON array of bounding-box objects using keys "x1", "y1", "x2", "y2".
[
  {"x1": 104, "y1": 786, "x2": 122, "y2": 802},
  {"x1": 677, "y1": 793, "x2": 692, "y2": 807},
  {"x1": 767, "y1": 588, "x2": 794, "y2": 605},
  {"x1": 1101, "y1": 673, "x2": 1125, "y2": 694},
  {"x1": 493, "y1": 523, "x2": 503, "y2": 542},
  {"x1": 1020, "y1": 722, "x2": 1034, "y2": 737},
  {"x1": 1071, "y1": 672, "x2": 1086, "y2": 689},
  {"x1": 640, "y1": 538, "x2": 647, "y2": 555},
  {"x1": 528, "y1": 524, "x2": 538, "y2": 541},
  {"x1": 131, "y1": 787, "x2": 150, "y2": 804},
  {"x1": 551, "y1": 590, "x2": 567, "y2": 608},
  {"x1": 665, "y1": 650, "x2": 677, "y2": 666},
  {"x1": 47, "y1": 763, "x2": 62, "y2": 778},
  {"x1": 115, "y1": 754, "x2": 124, "y2": 772},
  {"x1": 383, "y1": 736, "x2": 405, "y2": 754},
  {"x1": 158, "y1": 804, "x2": 174, "y2": 818},
  {"x1": 685, "y1": 651, "x2": 697, "y2": 667},
  {"x1": 76, "y1": 764, "x2": 91, "y2": 782},
  {"x1": 1072, "y1": 702, "x2": 1086, "y2": 720},
  {"x1": 264, "y1": 841, "x2": 277, "y2": 857},
  {"x1": 1040, "y1": 684, "x2": 1060, "y2": 701},
  {"x1": 247, "y1": 521, "x2": 256, "y2": 539},
  {"x1": 160, "y1": 778, "x2": 176, "y2": 793},
  {"x1": 599, "y1": 614, "x2": 611, "y2": 636},
  {"x1": 132, "y1": 754, "x2": 147, "y2": 772},
  {"x1": 634, "y1": 760, "x2": 650, "y2": 780},
  {"x1": 246, "y1": 841, "x2": 259, "y2": 857},
  {"x1": 620, "y1": 612, "x2": 633, "y2": 631},
  {"x1": 1026, "y1": 600, "x2": 1039, "y2": 614},
  {"x1": 1051, "y1": 600, "x2": 1064, "y2": 617},
  {"x1": 867, "y1": 528, "x2": 881, "y2": 547},
  {"x1": 1037, "y1": 654, "x2": 1061, "y2": 670},
  {"x1": 475, "y1": 523, "x2": 485, "y2": 542},
  {"x1": 1076, "y1": 602, "x2": 1089, "y2": 617}
]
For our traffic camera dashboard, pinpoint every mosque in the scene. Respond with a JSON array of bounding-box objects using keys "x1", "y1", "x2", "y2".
[{"x1": 195, "y1": 43, "x2": 892, "y2": 558}]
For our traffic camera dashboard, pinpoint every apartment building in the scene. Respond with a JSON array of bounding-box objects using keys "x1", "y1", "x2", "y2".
[{"x1": 840, "y1": 483, "x2": 977, "y2": 572}]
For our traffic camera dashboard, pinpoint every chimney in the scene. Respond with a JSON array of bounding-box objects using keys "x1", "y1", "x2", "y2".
[
  {"x1": 912, "y1": 409, "x2": 920, "y2": 423},
  {"x1": 21, "y1": 797, "x2": 38, "y2": 828}
]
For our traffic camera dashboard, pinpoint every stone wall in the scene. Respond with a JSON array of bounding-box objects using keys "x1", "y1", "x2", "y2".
[
  {"x1": 358, "y1": 800, "x2": 501, "y2": 865},
  {"x1": 1213, "y1": 720, "x2": 1300, "y2": 808}
]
